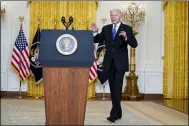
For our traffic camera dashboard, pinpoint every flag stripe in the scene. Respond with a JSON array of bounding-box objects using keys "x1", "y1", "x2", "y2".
[
  {"x1": 91, "y1": 66, "x2": 97, "y2": 77},
  {"x1": 12, "y1": 51, "x2": 20, "y2": 63},
  {"x1": 19, "y1": 71, "x2": 24, "y2": 81},
  {"x1": 18, "y1": 52, "x2": 28, "y2": 75},
  {"x1": 89, "y1": 44, "x2": 98, "y2": 84},
  {"x1": 12, "y1": 55, "x2": 20, "y2": 67},
  {"x1": 93, "y1": 64, "x2": 97, "y2": 73},
  {"x1": 89, "y1": 72, "x2": 94, "y2": 79},
  {"x1": 15, "y1": 47, "x2": 30, "y2": 75},
  {"x1": 11, "y1": 61, "x2": 20, "y2": 74},
  {"x1": 20, "y1": 57, "x2": 27, "y2": 75},
  {"x1": 13, "y1": 47, "x2": 20, "y2": 60},
  {"x1": 21, "y1": 49, "x2": 30, "y2": 72},
  {"x1": 24, "y1": 48, "x2": 30, "y2": 65},
  {"x1": 20, "y1": 64, "x2": 26, "y2": 79}
]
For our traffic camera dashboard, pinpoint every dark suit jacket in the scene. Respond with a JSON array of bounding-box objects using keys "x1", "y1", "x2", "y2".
[{"x1": 94, "y1": 22, "x2": 138, "y2": 73}]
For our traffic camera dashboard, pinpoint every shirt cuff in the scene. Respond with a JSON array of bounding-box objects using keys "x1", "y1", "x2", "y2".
[{"x1": 93, "y1": 32, "x2": 98, "y2": 37}]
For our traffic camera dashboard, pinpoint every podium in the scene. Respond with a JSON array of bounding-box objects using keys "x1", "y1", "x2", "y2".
[{"x1": 39, "y1": 30, "x2": 94, "y2": 125}]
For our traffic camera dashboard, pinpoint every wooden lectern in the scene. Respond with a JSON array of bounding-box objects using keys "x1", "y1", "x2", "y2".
[{"x1": 39, "y1": 30, "x2": 94, "y2": 125}]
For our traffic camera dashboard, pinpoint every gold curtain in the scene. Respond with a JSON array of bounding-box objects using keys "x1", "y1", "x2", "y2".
[
  {"x1": 60, "y1": 1, "x2": 98, "y2": 99},
  {"x1": 27, "y1": 1, "x2": 97, "y2": 99},
  {"x1": 163, "y1": 99, "x2": 188, "y2": 114},
  {"x1": 60, "y1": 1, "x2": 97, "y2": 30},
  {"x1": 163, "y1": 1, "x2": 188, "y2": 99},
  {"x1": 27, "y1": 1, "x2": 61, "y2": 98}
]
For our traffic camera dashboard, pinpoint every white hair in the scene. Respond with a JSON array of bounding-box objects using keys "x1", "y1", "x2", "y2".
[{"x1": 110, "y1": 8, "x2": 121, "y2": 14}]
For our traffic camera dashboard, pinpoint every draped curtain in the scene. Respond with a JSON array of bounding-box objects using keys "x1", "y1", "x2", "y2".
[
  {"x1": 27, "y1": 1, "x2": 98, "y2": 99},
  {"x1": 60, "y1": 1, "x2": 98, "y2": 99},
  {"x1": 163, "y1": 1, "x2": 188, "y2": 99}
]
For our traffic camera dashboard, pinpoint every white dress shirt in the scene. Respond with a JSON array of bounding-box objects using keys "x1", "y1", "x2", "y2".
[{"x1": 112, "y1": 21, "x2": 121, "y2": 33}]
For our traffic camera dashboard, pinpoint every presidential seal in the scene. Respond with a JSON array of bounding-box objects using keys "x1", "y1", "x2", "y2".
[
  {"x1": 30, "y1": 42, "x2": 41, "y2": 68},
  {"x1": 56, "y1": 34, "x2": 77, "y2": 55}
]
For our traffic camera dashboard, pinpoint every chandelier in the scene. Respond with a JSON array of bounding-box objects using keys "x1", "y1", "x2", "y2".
[{"x1": 122, "y1": 2, "x2": 145, "y2": 30}]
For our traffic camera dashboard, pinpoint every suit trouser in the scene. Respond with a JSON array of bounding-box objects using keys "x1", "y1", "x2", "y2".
[{"x1": 108, "y1": 58, "x2": 125, "y2": 118}]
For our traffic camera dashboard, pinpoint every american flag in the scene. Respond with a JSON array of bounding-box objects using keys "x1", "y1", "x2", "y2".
[
  {"x1": 11, "y1": 26, "x2": 30, "y2": 82},
  {"x1": 89, "y1": 45, "x2": 98, "y2": 84}
]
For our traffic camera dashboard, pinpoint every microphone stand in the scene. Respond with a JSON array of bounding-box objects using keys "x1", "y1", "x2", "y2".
[{"x1": 61, "y1": 16, "x2": 73, "y2": 30}]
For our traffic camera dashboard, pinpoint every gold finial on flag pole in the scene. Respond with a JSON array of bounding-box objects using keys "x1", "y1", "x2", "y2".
[
  {"x1": 19, "y1": 16, "x2": 24, "y2": 28},
  {"x1": 37, "y1": 15, "x2": 41, "y2": 28}
]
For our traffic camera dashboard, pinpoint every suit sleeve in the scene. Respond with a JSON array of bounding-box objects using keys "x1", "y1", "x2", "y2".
[
  {"x1": 93, "y1": 27, "x2": 105, "y2": 44},
  {"x1": 125, "y1": 27, "x2": 138, "y2": 48}
]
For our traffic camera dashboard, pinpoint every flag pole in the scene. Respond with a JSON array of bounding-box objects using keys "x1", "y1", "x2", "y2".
[
  {"x1": 17, "y1": 81, "x2": 23, "y2": 99},
  {"x1": 102, "y1": 85, "x2": 106, "y2": 100},
  {"x1": 15, "y1": 81, "x2": 22, "y2": 99},
  {"x1": 35, "y1": 20, "x2": 40, "y2": 99},
  {"x1": 15, "y1": 16, "x2": 24, "y2": 99}
]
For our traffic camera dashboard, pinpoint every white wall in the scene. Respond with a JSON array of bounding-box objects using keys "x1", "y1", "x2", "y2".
[
  {"x1": 1, "y1": 1, "x2": 164, "y2": 94},
  {"x1": 1, "y1": 1, "x2": 30, "y2": 91}
]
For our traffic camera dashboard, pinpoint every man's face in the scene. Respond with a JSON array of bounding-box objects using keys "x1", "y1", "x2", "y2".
[{"x1": 110, "y1": 10, "x2": 121, "y2": 24}]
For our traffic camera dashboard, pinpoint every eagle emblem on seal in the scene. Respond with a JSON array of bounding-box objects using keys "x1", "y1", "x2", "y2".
[{"x1": 56, "y1": 34, "x2": 77, "y2": 55}]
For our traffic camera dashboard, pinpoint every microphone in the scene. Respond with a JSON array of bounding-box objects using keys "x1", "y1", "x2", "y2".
[{"x1": 72, "y1": 25, "x2": 75, "y2": 30}]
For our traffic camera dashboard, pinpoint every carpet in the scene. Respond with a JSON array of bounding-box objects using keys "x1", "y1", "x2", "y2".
[
  {"x1": 124, "y1": 101, "x2": 188, "y2": 125},
  {"x1": 1, "y1": 99, "x2": 188, "y2": 125}
]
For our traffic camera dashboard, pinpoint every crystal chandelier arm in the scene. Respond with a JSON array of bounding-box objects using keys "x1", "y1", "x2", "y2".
[
  {"x1": 134, "y1": 19, "x2": 141, "y2": 24},
  {"x1": 128, "y1": 9, "x2": 133, "y2": 19},
  {"x1": 127, "y1": 9, "x2": 135, "y2": 27},
  {"x1": 133, "y1": 8, "x2": 139, "y2": 16},
  {"x1": 128, "y1": 7, "x2": 140, "y2": 27},
  {"x1": 134, "y1": 16, "x2": 142, "y2": 23},
  {"x1": 134, "y1": 13, "x2": 144, "y2": 24},
  {"x1": 122, "y1": 12, "x2": 132, "y2": 26}
]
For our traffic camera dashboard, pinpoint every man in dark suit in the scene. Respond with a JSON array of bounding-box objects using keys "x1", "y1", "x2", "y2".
[{"x1": 91, "y1": 8, "x2": 138, "y2": 123}]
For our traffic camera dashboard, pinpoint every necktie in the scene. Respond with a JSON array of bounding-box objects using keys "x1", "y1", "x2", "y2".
[{"x1": 112, "y1": 24, "x2": 117, "y2": 39}]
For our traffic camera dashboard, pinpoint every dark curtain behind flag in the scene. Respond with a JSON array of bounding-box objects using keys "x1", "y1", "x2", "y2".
[
  {"x1": 96, "y1": 41, "x2": 108, "y2": 85},
  {"x1": 29, "y1": 27, "x2": 43, "y2": 85}
]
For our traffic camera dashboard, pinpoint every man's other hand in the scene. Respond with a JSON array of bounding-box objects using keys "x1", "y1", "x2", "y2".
[{"x1": 90, "y1": 23, "x2": 99, "y2": 33}]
